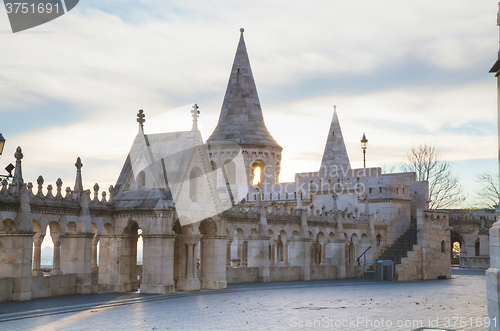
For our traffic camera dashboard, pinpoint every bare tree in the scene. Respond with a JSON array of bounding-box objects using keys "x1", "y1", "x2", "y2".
[
  {"x1": 400, "y1": 142, "x2": 467, "y2": 209},
  {"x1": 474, "y1": 172, "x2": 499, "y2": 208}
]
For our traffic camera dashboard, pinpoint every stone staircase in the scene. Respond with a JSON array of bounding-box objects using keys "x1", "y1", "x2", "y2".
[
  {"x1": 358, "y1": 222, "x2": 418, "y2": 279},
  {"x1": 377, "y1": 222, "x2": 418, "y2": 264}
]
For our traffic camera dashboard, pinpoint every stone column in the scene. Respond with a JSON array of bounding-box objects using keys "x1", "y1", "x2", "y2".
[
  {"x1": 140, "y1": 234, "x2": 176, "y2": 294},
  {"x1": 247, "y1": 237, "x2": 270, "y2": 282},
  {"x1": 130, "y1": 234, "x2": 139, "y2": 291},
  {"x1": 32, "y1": 234, "x2": 44, "y2": 277},
  {"x1": 50, "y1": 238, "x2": 63, "y2": 276},
  {"x1": 319, "y1": 243, "x2": 327, "y2": 266},
  {"x1": 283, "y1": 242, "x2": 290, "y2": 267},
  {"x1": 0, "y1": 232, "x2": 34, "y2": 301},
  {"x1": 239, "y1": 241, "x2": 247, "y2": 267},
  {"x1": 200, "y1": 236, "x2": 227, "y2": 290},
  {"x1": 270, "y1": 243, "x2": 277, "y2": 267},
  {"x1": 226, "y1": 240, "x2": 232, "y2": 267},
  {"x1": 176, "y1": 234, "x2": 201, "y2": 291},
  {"x1": 60, "y1": 232, "x2": 95, "y2": 294}
]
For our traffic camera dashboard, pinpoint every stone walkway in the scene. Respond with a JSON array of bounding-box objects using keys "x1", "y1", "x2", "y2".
[{"x1": 0, "y1": 267, "x2": 490, "y2": 330}]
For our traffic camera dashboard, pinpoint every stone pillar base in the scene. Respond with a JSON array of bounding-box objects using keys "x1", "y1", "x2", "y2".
[
  {"x1": 13, "y1": 291, "x2": 31, "y2": 301},
  {"x1": 140, "y1": 284, "x2": 175, "y2": 294},
  {"x1": 300, "y1": 266, "x2": 311, "y2": 281},
  {"x1": 176, "y1": 278, "x2": 201, "y2": 291},
  {"x1": 50, "y1": 270, "x2": 63, "y2": 276},
  {"x1": 487, "y1": 268, "x2": 500, "y2": 331},
  {"x1": 32, "y1": 270, "x2": 44, "y2": 277},
  {"x1": 201, "y1": 280, "x2": 227, "y2": 290}
]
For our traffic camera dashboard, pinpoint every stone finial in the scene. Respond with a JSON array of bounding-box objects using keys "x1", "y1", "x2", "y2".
[
  {"x1": 27, "y1": 182, "x2": 33, "y2": 196},
  {"x1": 46, "y1": 184, "x2": 54, "y2": 198},
  {"x1": 65, "y1": 187, "x2": 72, "y2": 200},
  {"x1": 74, "y1": 157, "x2": 83, "y2": 196},
  {"x1": 93, "y1": 183, "x2": 99, "y2": 202},
  {"x1": 101, "y1": 190, "x2": 107, "y2": 203},
  {"x1": 191, "y1": 104, "x2": 200, "y2": 131},
  {"x1": 137, "y1": 109, "x2": 145, "y2": 132},
  {"x1": 75, "y1": 157, "x2": 83, "y2": 171},
  {"x1": 108, "y1": 185, "x2": 114, "y2": 203},
  {"x1": 14, "y1": 146, "x2": 23, "y2": 160},
  {"x1": 36, "y1": 175, "x2": 44, "y2": 197},
  {"x1": 55, "y1": 178, "x2": 63, "y2": 198},
  {"x1": 240, "y1": 28, "x2": 244, "y2": 33},
  {"x1": 12, "y1": 146, "x2": 24, "y2": 185}
]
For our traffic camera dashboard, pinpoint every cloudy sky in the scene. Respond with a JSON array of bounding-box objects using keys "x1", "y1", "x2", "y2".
[{"x1": 0, "y1": 0, "x2": 498, "y2": 207}]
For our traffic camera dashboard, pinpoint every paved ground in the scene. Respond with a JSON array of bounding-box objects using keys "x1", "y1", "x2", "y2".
[{"x1": 0, "y1": 267, "x2": 490, "y2": 330}]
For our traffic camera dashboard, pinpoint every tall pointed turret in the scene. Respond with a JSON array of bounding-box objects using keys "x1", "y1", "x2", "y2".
[
  {"x1": 321, "y1": 106, "x2": 351, "y2": 171},
  {"x1": 208, "y1": 28, "x2": 281, "y2": 149},
  {"x1": 208, "y1": 29, "x2": 282, "y2": 185}
]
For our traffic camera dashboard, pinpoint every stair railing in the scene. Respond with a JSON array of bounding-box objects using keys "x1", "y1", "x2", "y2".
[
  {"x1": 357, "y1": 246, "x2": 372, "y2": 263},
  {"x1": 390, "y1": 229, "x2": 420, "y2": 264}
]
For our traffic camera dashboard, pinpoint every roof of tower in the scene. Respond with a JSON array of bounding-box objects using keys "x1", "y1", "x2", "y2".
[
  {"x1": 320, "y1": 106, "x2": 351, "y2": 171},
  {"x1": 207, "y1": 28, "x2": 281, "y2": 149}
]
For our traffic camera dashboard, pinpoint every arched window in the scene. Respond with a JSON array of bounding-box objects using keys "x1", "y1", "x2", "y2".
[
  {"x1": 223, "y1": 161, "x2": 236, "y2": 185},
  {"x1": 376, "y1": 234, "x2": 382, "y2": 247},
  {"x1": 475, "y1": 239, "x2": 480, "y2": 256},
  {"x1": 137, "y1": 171, "x2": 146, "y2": 188},
  {"x1": 441, "y1": 240, "x2": 446, "y2": 253}
]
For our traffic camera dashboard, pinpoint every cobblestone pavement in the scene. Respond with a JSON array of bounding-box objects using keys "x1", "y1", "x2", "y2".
[{"x1": 0, "y1": 267, "x2": 489, "y2": 330}]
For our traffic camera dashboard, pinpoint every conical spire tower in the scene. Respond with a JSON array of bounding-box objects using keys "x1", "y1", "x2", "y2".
[
  {"x1": 208, "y1": 28, "x2": 281, "y2": 149},
  {"x1": 321, "y1": 106, "x2": 351, "y2": 171}
]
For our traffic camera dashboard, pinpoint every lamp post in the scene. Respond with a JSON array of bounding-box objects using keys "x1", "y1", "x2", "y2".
[
  {"x1": 361, "y1": 133, "x2": 368, "y2": 168},
  {"x1": 0, "y1": 134, "x2": 14, "y2": 181}
]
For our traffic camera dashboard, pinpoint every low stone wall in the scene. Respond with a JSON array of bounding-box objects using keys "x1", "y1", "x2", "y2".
[
  {"x1": 460, "y1": 256, "x2": 490, "y2": 269},
  {"x1": 0, "y1": 278, "x2": 14, "y2": 302},
  {"x1": 31, "y1": 274, "x2": 77, "y2": 299},
  {"x1": 226, "y1": 267, "x2": 260, "y2": 284},
  {"x1": 269, "y1": 266, "x2": 300, "y2": 282},
  {"x1": 310, "y1": 266, "x2": 337, "y2": 280}
]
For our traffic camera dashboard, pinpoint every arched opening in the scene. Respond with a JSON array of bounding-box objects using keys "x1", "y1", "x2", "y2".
[
  {"x1": 252, "y1": 167, "x2": 261, "y2": 185},
  {"x1": 210, "y1": 161, "x2": 217, "y2": 184},
  {"x1": 137, "y1": 171, "x2": 146, "y2": 188},
  {"x1": 441, "y1": 240, "x2": 446, "y2": 254},
  {"x1": 451, "y1": 233, "x2": 463, "y2": 265},
  {"x1": 223, "y1": 160, "x2": 236, "y2": 185},
  {"x1": 252, "y1": 161, "x2": 264, "y2": 185},
  {"x1": 189, "y1": 166, "x2": 203, "y2": 203},
  {"x1": 475, "y1": 239, "x2": 480, "y2": 257},
  {"x1": 275, "y1": 162, "x2": 280, "y2": 183},
  {"x1": 41, "y1": 224, "x2": 53, "y2": 271},
  {"x1": 123, "y1": 221, "x2": 141, "y2": 291}
]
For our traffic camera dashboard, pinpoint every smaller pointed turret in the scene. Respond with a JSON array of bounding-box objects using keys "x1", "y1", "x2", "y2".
[{"x1": 320, "y1": 106, "x2": 351, "y2": 171}]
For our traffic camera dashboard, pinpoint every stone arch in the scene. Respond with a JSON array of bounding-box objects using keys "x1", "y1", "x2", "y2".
[
  {"x1": 103, "y1": 223, "x2": 113, "y2": 234},
  {"x1": 292, "y1": 231, "x2": 300, "y2": 240},
  {"x1": 475, "y1": 238, "x2": 480, "y2": 257},
  {"x1": 251, "y1": 160, "x2": 266, "y2": 185},
  {"x1": 66, "y1": 222, "x2": 77, "y2": 233},
  {"x1": 223, "y1": 160, "x2": 236, "y2": 185},
  {"x1": 32, "y1": 219, "x2": 46, "y2": 276},
  {"x1": 2, "y1": 219, "x2": 15, "y2": 232},
  {"x1": 328, "y1": 232, "x2": 335, "y2": 243},
  {"x1": 137, "y1": 171, "x2": 146, "y2": 188},
  {"x1": 200, "y1": 218, "x2": 217, "y2": 236},
  {"x1": 450, "y1": 231, "x2": 464, "y2": 265}
]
